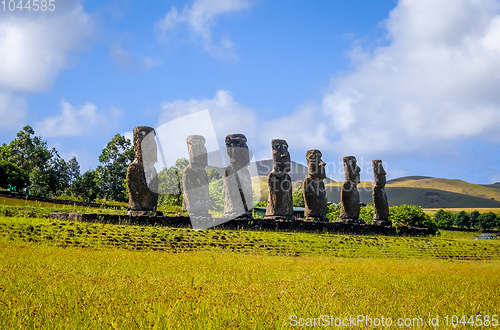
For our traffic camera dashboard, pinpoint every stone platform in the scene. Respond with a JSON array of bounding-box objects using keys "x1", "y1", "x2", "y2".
[{"x1": 48, "y1": 212, "x2": 432, "y2": 236}]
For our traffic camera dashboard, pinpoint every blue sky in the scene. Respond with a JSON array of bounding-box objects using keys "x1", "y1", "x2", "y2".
[{"x1": 1, "y1": 0, "x2": 500, "y2": 184}]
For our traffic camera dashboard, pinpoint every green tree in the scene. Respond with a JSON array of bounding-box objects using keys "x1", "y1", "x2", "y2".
[
  {"x1": 389, "y1": 204, "x2": 438, "y2": 234},
  {"x1": 0, "y1": 125, "x2": 51, "y2": 174},
  {"x1": 96, "y1": 134, "x2": 134, "y2": 202},
  {"x1": 477, "y1": 212, "x2": 498, "y2": 230},
  {"x1": 454, "y1": 211, "x2": 471, "y2": 229},
  {"x1": 0, "y1": 160, "x2": 29, "y2": 191},
  {"x1": 206, "y1": 166, "x2": 222, "y2": 182},
  {"x1": 469, "y1": 210, "x2": 481, "y2": 229},
  {"x1": 326, "y1": 203, "x2": 340, "y2": 221},
  {"x1": 70, "y1": 170, "x2": 99, "y2": 202},
  {"x1": 433, "y1": 209, "x2": 455, "y2": 228},
  {"x1": 359, "y1": 204, "x2": 374, "y2": 224},
  {"x1": 292, "y1": 186, "x2": 305, "y2": 207},
  {"x1": 157, "y1": 157, "x2": 189, "y2": 207},
  {"x1": 209, "y1": 180, "x2": 224, "y2": 212}
]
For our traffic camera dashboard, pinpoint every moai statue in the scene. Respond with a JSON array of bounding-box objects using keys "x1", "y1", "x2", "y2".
[
  {"x1": 303, "y1": 149, "x2": 327, "y2": 221},
  {"x1": 182, "y1": 135, "x2": 211, "y2": 219},
  {"x1": 127, "y1": 126, "x2": 159, "y2": 216},
  {"x1": 338, "y1": 156, "x2": 364, "y2": 224},
  {"x1": 372, "y1": 160, "x2": 391, "y2": 226},
  {"x1": 265, "y1": 139, "x2": 294, "y2": 220},
  {"x1": 224, "y1": 134, "x2": 253, "y2": 219}
]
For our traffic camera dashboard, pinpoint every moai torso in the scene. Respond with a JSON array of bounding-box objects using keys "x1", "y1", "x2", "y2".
[
  {"x1": 182, "y1": 135, "x2": 211, "y2": 218},
  {"x1": 303, "y1": 149, "x2": 327, "y2": 221},
  {"x1": 265, "y1": 139, "x2": 293, "y2": 219},
  {"x1": 339, "y1": 156, "x2": 360, "y2": 220},
  {"x1": 223, "y1": 134, "x2": 253, "y2": 218},
  {"x1": 372, "y1": 159, "x2": 390, "y2": 224},
  {"x1": 127, "y1": 126, "x2": 159, "y2": 215}
]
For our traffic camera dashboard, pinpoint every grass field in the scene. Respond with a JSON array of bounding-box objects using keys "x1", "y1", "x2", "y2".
[{"x1": 2, "y1": 197, "x2": 500, "y2": 328}]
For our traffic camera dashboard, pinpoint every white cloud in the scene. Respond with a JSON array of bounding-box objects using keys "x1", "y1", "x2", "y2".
[
  {"x1": 0, "y1": 91, "x2": 26, "y2": 129},
  {"x1": 157, "y1": 0, "x2": 252, "y2": 57},
  {"x1": 0, "y1": 1, "x2": 95, "y2": 92},
  {"x1": 108, "y1": 44, "x2": 160, "y2": 72},
  {"x1": 322, "y1": 0, "x2": 500, "y2": 156},
  {"x1": 36, "y1": 101, "x2": 115, "y2": 137},
  {"x1": 158, "y1": 90, "x2": 330, "y2": 164}
]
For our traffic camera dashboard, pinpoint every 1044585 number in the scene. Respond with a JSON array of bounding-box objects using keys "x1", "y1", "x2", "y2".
[{"x1": 1, "y1": 0, "x2": 55, "y2": 11}]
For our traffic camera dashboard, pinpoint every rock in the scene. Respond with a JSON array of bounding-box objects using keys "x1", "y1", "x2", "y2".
[
  {"x1": 182, "y1": 135, "x2": 211, "y2": 219},
  {"x1": 372, "y1": 159, "x2": 391, "y2": 226},
  {"x1": 303, "y1": 149, "x2": 327, "y2": 221},
  {"x1": 126, "y1": 126, "x2": 159, "y2": 216},
  {"x1": 223, "y1": 134, "x2": 253, "y2": 219},
  {"x1": 339, "y1": 156, "x2": 361, "y2": 221},
  {"x1": 265, "y1": 139, "x2": 294, "y2": 220}
]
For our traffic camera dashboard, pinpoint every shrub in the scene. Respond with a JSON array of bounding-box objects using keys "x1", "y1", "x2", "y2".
[
  {"x1": 477, "y1": 212, "x2": 498, "y2": 230},
  {"x1": 433, "y1": 209, "x2": 455, "y2": 228},
  {"x1": 326, "y1": 204, "x2": 340, "y2": 221},
  {"x1": 359, "y1": 204, "x2": 374, "y2": 224},
  {"x1": 453, "y1": 211, "x2": 471, "y2": 229},
  {"x1": 389, "y1": 204, "x2": 438, "y2": 235}
]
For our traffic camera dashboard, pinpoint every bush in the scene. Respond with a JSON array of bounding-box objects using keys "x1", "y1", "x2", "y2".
[
  {"x1": 477, "y1": 212, "x2": 498, "y2": 230},
  {"x1": 326, "y1": 204, "x2": 340, "y2": 221},
  {"x1": 454, "y1": 211, "x2": 471, "y2": 229},
  {"x1": 359, "y1": 204, "x2": 374, "y2": 224},
  {"x1": 389, "y1": 205, "x2": 438, "y2": 235},
  {"x1": 433, "y1": 209, "x2": 455, "y2": 228}
]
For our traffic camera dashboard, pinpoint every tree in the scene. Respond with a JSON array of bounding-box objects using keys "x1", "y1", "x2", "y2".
[
  {"x1": 454, "y1": 211, "x2": 471, "y2": 229},
  {"x1": 70, "y1": 170, "x2": 99, "y2": 202},
  {"x1": 477, "y1": 212, "x2": 498, "y2": 230},
  {"x1": 292, "y1": 186, "x2": 305, "y2": 207},
  {"x1": 389, "y1": 204, "x2": 438, "y2": 234},
  {"x1": 0, "y1": 160, "x2": 29, "y2": 191},
  {"x1": 67, "y1": 157, "x2": 80, "y2": 185},
  {"x1": 209, "y1": 180, "x2": 224, "y2": 212},
  {"x1": 433, "y1": 209, "x2": 455, "y2": 228},
  {"x1": 1, "y1": 126, "x2": 51, "y2": 174},
  {"x1": 96, "y1": 134, "x2": 134, "y2": 202},
  {"x1": 469, "y1": 210, "x2": 481, "y2": 229},
  {"x1": 157, "y1": 157, "x2": 189, "y2": 207},
  {"x1": 206, "y1": 166, "x2": 222, "y2": 182}
]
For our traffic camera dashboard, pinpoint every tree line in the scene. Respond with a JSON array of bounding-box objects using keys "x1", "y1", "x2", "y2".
[{"x1": 0, "y1": 126, "x2": 224, "y2": 206}]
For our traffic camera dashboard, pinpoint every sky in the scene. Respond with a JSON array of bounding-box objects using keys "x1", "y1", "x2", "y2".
[{"x1": 1, "y1": 0, "x2": 500, "y2": 184}]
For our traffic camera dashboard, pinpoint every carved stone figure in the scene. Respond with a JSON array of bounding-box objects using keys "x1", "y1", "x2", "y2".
[
  {"x1": 303, "y1": 149, "x2": 327, "y2": 221},
  {"x1": 224, "y1": 134, "x2": 253, "y2": 219},
  {"x1": 182, "y1": 135, "x2": 211, "y2": 219},
  {"x1": 338, "y1": 156, "x2": 364, "y2": 224},
  {"x1": 372, "y1": 160, "x2": 391, "y2": 226},
  {"x1": 265, "y1": 139, "x2": 293, "y2": 220},
  {"x1": 127, "y1": 126, "x2": 159, "y2": 216}
]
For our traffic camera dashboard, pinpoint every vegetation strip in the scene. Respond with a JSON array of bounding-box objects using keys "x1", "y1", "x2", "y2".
[{"x1": 1, "y1": 216, "x2": 499, "y2": 260}]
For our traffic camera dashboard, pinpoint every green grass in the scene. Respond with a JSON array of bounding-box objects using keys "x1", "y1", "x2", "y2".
[
  {"x1": 1, "y1": 244, "x2": 499, "y2": 329},
  {"x1": 0, "y1": 196, "x2": 184, "y2": 218},
  {"x1": 2, "y1": 216, "x2": 500, "y2": 260}
]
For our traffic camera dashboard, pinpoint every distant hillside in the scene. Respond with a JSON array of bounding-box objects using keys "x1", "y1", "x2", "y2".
[
  {"x1": 323, "y1": 186, "x2": 500, "y2": 208},
  {"x1": 387, "y1": 176, "x2": 434, "y2": 184},
  {"x1": 386, "y1": 177, "x2": 500, "y2": 201},
  {"x1": 482, "y1": 182, "x2": 500, "y2": 190},
  {"x1": 249, "y1": 159, "x2": 335, "y2": 184},
  {"x1": 209, "y1": 159, "x2": 334, "y2": 185}
]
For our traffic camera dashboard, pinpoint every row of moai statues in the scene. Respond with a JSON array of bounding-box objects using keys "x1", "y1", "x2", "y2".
[{"x1": 125, "y1": 126, "x2": 391, "y2": 226}]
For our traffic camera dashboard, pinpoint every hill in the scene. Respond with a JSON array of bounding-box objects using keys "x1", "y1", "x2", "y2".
[{"x1": 386, "y1": 177, "x2": 500, "y2": 201}]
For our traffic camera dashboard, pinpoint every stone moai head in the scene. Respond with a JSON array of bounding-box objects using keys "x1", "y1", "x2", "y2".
[
  {"x1": 272, "y1": 139, "x2": 291, "y2": 173},
  {"x1": 306, "y1": 149, "x2": 326, "y2": 179},
  {"x1": 225, "y1": 134, "x2": 250, "y2": 168},
  {"x1": 343, "y1": 156, "x2": 360, "y2": 184},
  {"x1": 187, "y1": 135, "x2": 208, "y2": 169},
  {"x1": 133, "y1": 126, "x2": 157, "y2": 165},
  {"x1": 372, "y1": 159, "x2": 386, "y2": 187}
]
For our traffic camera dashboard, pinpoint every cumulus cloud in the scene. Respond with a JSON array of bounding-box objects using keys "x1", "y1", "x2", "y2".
[
  {"x1": 157, "y1": 90, "x2": 331, "y2": 163},
  {"x1": 322, "y1": 0, "x2": 500, "y2": 157},
  {"x1": 0, "y1": 1, "x2": 95, "y2": 92},
  {"x1": 0, "y1": 92, "x2": 26, "y2": 129},
  {"x1": 36, "y1": 101, "x2": 119, "y2": 137},
  {"x1": 157, "y1": 0, "x2": 252, "y2": 57}
]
